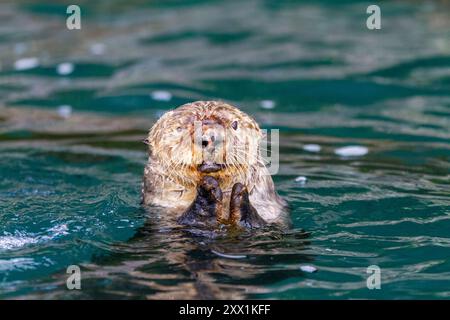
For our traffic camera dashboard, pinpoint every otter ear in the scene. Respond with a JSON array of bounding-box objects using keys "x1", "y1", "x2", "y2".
[{"x1": 142, "y1": 138, "x2": 150, "y2": 145}]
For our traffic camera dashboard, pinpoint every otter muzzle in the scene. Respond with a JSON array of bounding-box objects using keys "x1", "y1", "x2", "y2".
[{"x1": 197, "y1": 162, "x2": 224, "y2": 173}]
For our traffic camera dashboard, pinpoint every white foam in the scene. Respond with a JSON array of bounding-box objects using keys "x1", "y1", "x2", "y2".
[
  {"x1": 300, "y1": 265, "x2": 317, "y2": 273},
  {"x1": 57, "y1": 105, "x2": 72, "y2": 119},
  {"x1": 0, "y1": 258, "x2": 37, "y2": 271},
  {"x1": 0, "y1": 236, "x2": 38, "y2": 250},
  {"x1": 303, "y1": 144, "x2": 321, "y2": 152},
  {"x1": 14, "y1": 57, "x2": 39, "y2": 71},
  {"x1": 151, "y1": 90, "x2": 172, "y2": 101},
  {"x1": 57, "y1": 62, "x2": 74, "y2": 75},
  {"x1": 260, "y1": 100, "x2": 276, "y2": 109},
  {"x1": 295, "y1": 176, "x2": 307, "y2": 184},
  {"x1": 0, "y1": 224, "x2": 68, "y2": 251},
  {"x1": 47, "y1": 224, "x2": 69, "y2": 236},
  {"x1": 335, "y1": 145, "x2": 368, "y2": 157}
]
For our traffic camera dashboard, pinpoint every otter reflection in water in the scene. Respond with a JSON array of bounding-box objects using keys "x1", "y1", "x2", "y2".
[
  {"x1": 80, "y1": 215, "x2": 312, "y2": 299},
  {"x1": 142, "y1": 101, "x2": 290, "y2": 229}
]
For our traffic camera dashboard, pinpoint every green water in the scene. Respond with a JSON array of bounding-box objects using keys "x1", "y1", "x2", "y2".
[{"x1": 0, "y1": 0, "x2": 449, "y2": 299}]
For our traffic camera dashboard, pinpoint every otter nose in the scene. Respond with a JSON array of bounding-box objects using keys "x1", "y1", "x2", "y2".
[{"x1": 202, "y1": 135, "x2": 215, "y2": 148}]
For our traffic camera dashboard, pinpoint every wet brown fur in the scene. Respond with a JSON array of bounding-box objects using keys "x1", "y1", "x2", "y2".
[{"x1": 142, "y1": 101, "x2": 289, "y2": 227}]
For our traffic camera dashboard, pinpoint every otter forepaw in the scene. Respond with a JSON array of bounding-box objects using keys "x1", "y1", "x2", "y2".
[
  {"x1": 177, "y1": 176, "x2": 223, "y2": 227},
  {"x1": 229, "y1": 183, "x2": 266, "y2": 229}
]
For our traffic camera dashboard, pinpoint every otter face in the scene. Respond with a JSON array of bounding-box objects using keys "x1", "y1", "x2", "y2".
[{"x1": 147, "y1": 101, "x2": 263, "y2": 189}]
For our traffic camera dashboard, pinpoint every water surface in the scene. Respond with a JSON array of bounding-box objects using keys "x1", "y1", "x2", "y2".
[{"x1": 0, "y1": 0, "x2": 449, "y2": 299}]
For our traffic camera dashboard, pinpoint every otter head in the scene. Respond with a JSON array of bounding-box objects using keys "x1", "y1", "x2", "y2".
[{"x1": 146, "y1": 101, "x2": 263, "y2": 191}]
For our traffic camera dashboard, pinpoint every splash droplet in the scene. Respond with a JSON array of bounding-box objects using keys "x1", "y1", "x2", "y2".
[
  {"x1": 303, "y1": 144, "x2": 321, "y2": 152},
  {"x1": 335, "y1": 145, "x2": 368, "y2": 157},
  {"x1": 57, "y1": 62, "x2": 74, "y2": 75},
  {"x1": 57, "y1": 105, "x2": 72, "y2": 119},
  {"x1": 295, "y1": 176, "x2": 307, "y2": 184},
  {"x1": 260, "y1": 100, "x2": 276, "y2": 109},
  {"x1": 300, "y1": 265, "x2": 317, "y2": 273},
  {"x1": 151, "y1": 90, "x2": 172, "y2": 101},
  {"x1": 14, "y1": 57, "x2": 39, "y2": 71}
]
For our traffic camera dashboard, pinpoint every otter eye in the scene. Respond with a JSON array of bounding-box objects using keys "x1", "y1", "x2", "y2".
[
  {"x1": 176, "y1": 127, "x2": 182, "y2": 132},
  {"x1": 231, "y1": 121, "x2": 238, "y2": 130}
]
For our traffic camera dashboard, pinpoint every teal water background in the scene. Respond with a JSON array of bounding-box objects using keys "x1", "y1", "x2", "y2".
[{"x1": 0, "y1": 0, "x2": 449, "y2": 299}]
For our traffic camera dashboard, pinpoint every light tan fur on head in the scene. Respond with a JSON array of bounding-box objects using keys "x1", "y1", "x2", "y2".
[
  {"x1": 143, "y1": 100, "x2": 288, "y2": 225},
  {"x1": 147, "y1": 101, "x2": 264, "y2": 192}
]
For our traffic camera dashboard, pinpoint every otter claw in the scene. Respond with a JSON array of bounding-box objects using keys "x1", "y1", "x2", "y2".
[
  {"x1": 229, "y1": 183, "x2": 266, "y2": 229},
  {"x1": 177, "y1": 176, "x2": 223, "y2": 227}
]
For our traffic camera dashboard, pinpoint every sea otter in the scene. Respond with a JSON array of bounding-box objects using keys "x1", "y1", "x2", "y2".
[{"x1": 142, "y1": 101, "x2": 289, "y2": 229}]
